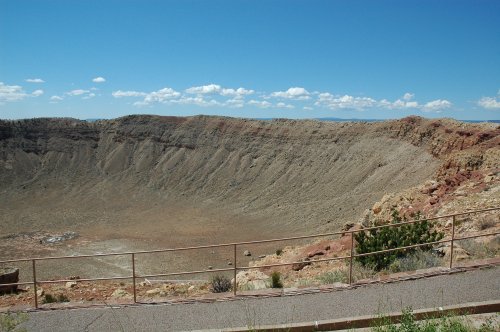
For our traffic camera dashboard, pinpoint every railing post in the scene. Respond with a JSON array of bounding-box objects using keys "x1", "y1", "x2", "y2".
[
  {"x1": 233, "y1": 244, "x2": 237, "y2": 296},
  {"x1": 132, "y1": 253, "x2": 137, "y2": 303},
  {"x1": 449, "y1": 215, "x2": 455, "y2": 269},
  {"x1": 32, "y1": 259, "x2": 38, "y2": 309},
  {"x1": 349, "y1": 232, "x2": 354, "y2": 285}
]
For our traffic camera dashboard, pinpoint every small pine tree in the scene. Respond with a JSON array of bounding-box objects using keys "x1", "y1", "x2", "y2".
[
  {"x1": 270, "y1": 271, "x2": 283, "y2": 288},
  {"x1": 354, "y1": 210, "x2": 444, "y2": 271}
]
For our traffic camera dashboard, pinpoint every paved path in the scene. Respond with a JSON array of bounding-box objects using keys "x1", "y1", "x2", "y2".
[{"x1": 22, "y1": 266, "x2": 500, "y2": 331}]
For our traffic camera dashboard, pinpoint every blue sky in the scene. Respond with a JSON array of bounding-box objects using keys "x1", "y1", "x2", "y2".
[{"x1": 1, "y1": 0, "x2": 499, "y2": 120}]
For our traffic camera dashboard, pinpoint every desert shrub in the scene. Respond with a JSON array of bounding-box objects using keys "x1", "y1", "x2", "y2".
[
  {"x1": 351, "y1": 261, "x2": 377, "y2": 282},
  {"x1": 210, "y1": 275, "x2": 232, "y2": 293},
  {"x1": 389, "y1": 249, "x2": 444, "y2": 273},
  {"x1": 0, "y1": 312, "x2": 27, "y2": 332},
  {"x1": 478, "y1": 315, "x2": 500, "y2": 332},
  {"x1": 42, "y1": 294, "x2": 57, "y2": 304},
  {"x1": 57, "y1": 294, "x2": 70, "y2": 302},
  {"x1": 459, "y1": 238, "x2": 498, "y2": 259},
  {"x1": 42, "y1": 293, "x2": 69, "y2": 304},
  {"x1": 355, "y1": 211, "x2": 444, "y2": 271},
  {"x1": 270, "y1": 271, "x2": 283, "y2": 288},
  {"x1": 317, "y1": 270, "x2": 348, "y2": 284},
  {"x1": 296, "y1": 278, "x2": 315, "y2": 288},
  {"x1": 275, "y1": 249, "x2": 283, "y2": 256},
  {"x1": 478, "y1": 216, "x2": 497, "y2": 230},
  {"x1": 372, "y1": 307, "x2": 492, "y2": 332}
]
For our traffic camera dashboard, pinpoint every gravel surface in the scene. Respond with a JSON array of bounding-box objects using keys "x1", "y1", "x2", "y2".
[{"x1": 21, "y1": 266, "x2": 500, "y2": 331}]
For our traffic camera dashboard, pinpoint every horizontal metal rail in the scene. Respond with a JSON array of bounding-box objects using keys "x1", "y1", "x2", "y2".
[{"x1": 0, "y1": 206, "x2": 498, "y2": 309}]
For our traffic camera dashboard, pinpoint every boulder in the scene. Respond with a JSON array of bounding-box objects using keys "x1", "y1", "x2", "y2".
[
  {"x1": 292, "y1": 259, "x2": 311, "y2": 271},
  {"x1": 233, "y1": 270, "x2": 269, "y2": 290},
  {"x1": 247, "y1": 280, "x2": 267, "y2": 290},
  {"x1": 65, "y1": 281, "x2": 77, "y2": 289},
  {"x1": 307, "y1": 249, "x2": 326, "y2": 258},
  {"x1": 372, "y1": 203, "x2": 382, "y2": 215},
  {"x1": 111, "y1": 289, "x2": 132, "y2": 299},
  {"x1": 436, "y1": 245, "x2": 470, "y2": 261},
  {"x1": 243, "y1": 250, "x2": 252, "y2": 257},
  {"x1": 146, "y1": 288, "x2": 162, "y2": 296},
  {"x1": 0, "y1": 267, "x2": 19, "y2": 294}
]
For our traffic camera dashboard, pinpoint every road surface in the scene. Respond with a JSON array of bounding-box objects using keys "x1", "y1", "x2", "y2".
[{"x1": 21, "y1": 266, "x2": 500, "y2": 331}]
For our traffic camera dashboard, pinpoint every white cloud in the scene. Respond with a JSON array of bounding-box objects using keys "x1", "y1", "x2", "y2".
[
  {"x1": 50, "y1": 95, "x2": 63, "y2": 102},
  {"x1": 422, "y1": 99, "x2": 452, "y2": 112},
  {"x1": 32, "y1": 89, "x2": 44, "y2": 97},
  {"x1": 92, "y1": 77, "x2": 106, "y2": 83},
  {"x1": 403, "y1": 92, "x2": 414, "y2": 101},
  {"x1": 185, "y1": 84, "x2": 221, "y2": 94},
  {"x1": 186, "y1": 84, "x2": 254, "y2": 99},
  {"x1": 0, "y1": 82, "x2": 45, "y2": 103},
  {"x1": 112, "y1": 90, "x2": 147, "y2": 98},
  {"x1": 379, "y1": 98, "x2": 419, "y2": 110},
  {"x1": 303, "y1": 106, "x2": 314, "y2": 111},
  {"x1": 130, "y1": 87, "x2": 181, "y2": 106},
  {"x1": 170, "y1": 96, "x2": 221, "y2": 107},
  {"x1": 224, "y1": 98, "x2": 245, "y2": 108},
  {"x1": 0, "y1": 82, "x2": 28, "y2": 102},
  {"x1": 25, "y1": 78, "x2": 45, "y2": 83},
  {"x1": 315, "y1": 93, "x2": 377, "y2": 110},
  {"x1": 276, "y1": 102, "x2": 294, "y2": 109},
  {"x1": 82, "y1": 93, "x2": 96, "y2": 100},
  {"x1": 143, "y1": 87, "x2": 181, "y2": 104},
  {"x1": 477, "y1": 91, "x2": 500, "y2": 110},
  {"x1": 248, "y1": 100, "x2": 272, "y2": 108},
  {"x1": 67, "y1": 89, "x2": 90, "y2": 96},
  {"x1": 315, "y1": 92, "x2": 450, "y2": 113},
  {"x1": 271, "y1": 87, "x2": 310, "y2": 100},
  {"x1": 65, "y1": 89, "x2": 98, "y2": 100},
  {"x1": 221, "y1": 87, "x2": 254, "y2": 97}
]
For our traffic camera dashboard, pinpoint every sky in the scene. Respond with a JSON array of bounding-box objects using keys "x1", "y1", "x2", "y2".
[{"x1": 0, "y1": 0, "x2": 499, "y2": 121}]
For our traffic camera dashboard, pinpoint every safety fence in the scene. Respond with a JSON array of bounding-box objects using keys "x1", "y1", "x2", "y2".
[{"x1": 0, "y1": 206, "x2": 498, "y2": 309}]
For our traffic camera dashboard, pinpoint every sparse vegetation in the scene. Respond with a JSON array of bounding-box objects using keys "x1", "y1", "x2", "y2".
[
  {"x1": 0, "y1": 312, "x2": 27, "y2": 332},
  {"x1": 355, "y1": 211, "x2": 444, "y2": 271},
  {"x1": 316, "y1": 270, "x2": 348, "y2": 284},
  {"x1": 389, "y1": 249, "x2": 444, "y2": 273},
  {"x1": 42, "y1": 293, "x2": 69, "y2": 304},
  {"x1": 372, "y1": 307, "x2": 499, "y2": 332},
  {"x1": 275, "y1": 249, "x2": 283, "y2": 256},
  {"x1": 270, "y1": 271, "x2": 283, "y2": 288},
  {"x1": 478, "y1": 216, "x2": 497, "y2": 230},
  {"x1": 459, "y1": 238, "x2": 498, "y2": 260},
  {"x1": 210, "y1": 275, "x2": 232, "y2": 293}
]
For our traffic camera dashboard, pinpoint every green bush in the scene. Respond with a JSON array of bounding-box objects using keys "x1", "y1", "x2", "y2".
[
  {"x1": 275, "y1": 249, "x2": 283, "y2": 256},
  {"x1": 42, "y1": 293, "x2": 70, "y2": 304},
  {"x1": 210, "y1": 275, "x2": 232, "y2": 293},
  {"x1": 270, "y1": 271, "x2": 283, "y2": 288},
  {"x1": 355, "y1": 210, "x2": 444, "y2": 271}
]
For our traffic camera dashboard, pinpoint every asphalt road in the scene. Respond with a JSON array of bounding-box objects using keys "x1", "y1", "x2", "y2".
[{"x1": 21, "y1": 266, "x2": 500, "y2": 331}]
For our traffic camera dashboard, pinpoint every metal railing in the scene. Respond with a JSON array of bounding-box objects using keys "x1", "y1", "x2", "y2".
[{"x1": 0, "y1": 207, "x2": 498, "y2": 309}]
